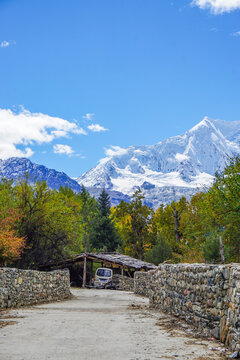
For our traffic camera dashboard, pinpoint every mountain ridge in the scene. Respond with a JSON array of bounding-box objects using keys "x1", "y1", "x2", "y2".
[
  {"x1": 0, "y1": 157, "x2": 81, "y2": 192},
  {"x1": 77, "y1": 117, "x2": 240, "y2": 208},
  {"x1": 0, "y1": 157, "x2": 130, "y2": 206},
  {"x1": 0, "y1": 117, "x2": 239, "y2": 209}
]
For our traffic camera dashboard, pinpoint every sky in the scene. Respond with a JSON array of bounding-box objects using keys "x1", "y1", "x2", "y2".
[{"x1": 0, "y1": 0, "x2": 239, "y2": 177}]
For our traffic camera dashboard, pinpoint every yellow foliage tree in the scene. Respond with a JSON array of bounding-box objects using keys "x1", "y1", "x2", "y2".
[{"x1": 0, "y1": 210, "x2": 25, "y2": 265}]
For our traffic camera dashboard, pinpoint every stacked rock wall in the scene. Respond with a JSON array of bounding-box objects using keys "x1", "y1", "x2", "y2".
[
  {"x1": 134, "y1": 271, "x2": 151, "y2": 297},
  {"x1": 110, "y1": 274, "x2": 134, "y2": 291},
  {"x1": 143, "y1": 264, "x2": 240, "y2": 351},
  {"x1": 118, "y1": 275, "x2": 134, "y2": 291},
  {"x1": 0, "y1": 267, "x2": 71, "y2": 309}
]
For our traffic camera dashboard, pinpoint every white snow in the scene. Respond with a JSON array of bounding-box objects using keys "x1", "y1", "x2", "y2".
[
  {"x1": 104, "y1": 145, "x2": 129, "y2": 157},
  {"x1": 77, "y1": 117, "x2": 240, "y2": 206},
  {"x1": 188, "y1": 116, "x2": 210, "y2": 133},
  {"x1": 175, "y1": 153, "x2": 189, "y2": 162}
]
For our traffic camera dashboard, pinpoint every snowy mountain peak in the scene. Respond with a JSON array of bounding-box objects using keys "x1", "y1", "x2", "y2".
[
  {"x1": 189, "y1": 116, "x2": 212, "y2": 132},
  {"x1": 77, "y1": 117, "x2": 240, "y2": 208},
  {"x1": 188, "y1": 117, "x2": 226, "y2": 144},
  {"x1": 1, "y1": 118, "x2": 239, "y2": 209}
]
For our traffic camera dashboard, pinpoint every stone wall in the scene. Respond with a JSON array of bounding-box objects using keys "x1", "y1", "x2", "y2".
[
  {"x1": 119, "y1": 275, "x2": 134, "y2": 291},
  {"x1": 145, "y1": 264, "x2": 240, "y2": 351},
  {"x1": 0, "y1": 267, "x2": 71, "y2": 309},
  {"x1": 111, "y1": 274, "x2": 134, "y2": 291},
  {"x1": 134, "y1": 271, "x2": 151, "y2": 297}
]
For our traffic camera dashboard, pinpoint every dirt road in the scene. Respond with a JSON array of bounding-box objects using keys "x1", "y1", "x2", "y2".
[{"x1": 0, "y1": 289, "x2": 228, "y2": 360}]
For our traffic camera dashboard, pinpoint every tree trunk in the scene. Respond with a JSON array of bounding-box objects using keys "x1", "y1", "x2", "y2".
[
  {"x1": 219, "y1": 236, "x2": 225, "y2": 264},
  {"x1": 172, "y1": 207, "x2": 181, "y2": 243}
]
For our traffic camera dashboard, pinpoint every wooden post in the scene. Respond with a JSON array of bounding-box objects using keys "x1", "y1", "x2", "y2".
[
  {"x1": 121, "y1": 267, "x2": 124, "y2": 276},
  {"x1": 82, "y1": 255, "x2": 87, "y2": 288},
  {"x1": 90, "y1": 260, "x2": 93, "y2": 285}
]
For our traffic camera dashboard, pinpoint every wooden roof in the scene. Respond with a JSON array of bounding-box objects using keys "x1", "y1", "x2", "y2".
[
  {"x1": 75, "y1": 253, "x2": 157, "y2": 270},
  {"x1": 40, "y1": 252, "x2": 156, "y2": 271}
]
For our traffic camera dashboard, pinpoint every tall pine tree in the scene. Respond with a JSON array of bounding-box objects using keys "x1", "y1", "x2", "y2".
[{"x1": 90, "y1": 189, "x2": 121, "y2": 252}]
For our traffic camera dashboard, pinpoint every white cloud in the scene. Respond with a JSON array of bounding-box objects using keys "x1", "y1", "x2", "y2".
[
  {"x1": 53, "y1": 144, "x2": 74, "y2": 155},
  {"x1": 233, "y1": 30, "x2": 240, "y2": 36},
  {"x1": 191, "y1": 0, "x2": 240, "y2": 14},
  {"x1": 104, "y1": 146, "x2": 128, "y2": 157},
  {"x1": 210, "y1": 27, "x2": 218, "y2": 32},
  {"x1": 0, "y1": 40, "x2": 16, "y2": 48},
  {"x1": 0, "y1": 40, "x2": 10, "y2": 48},
  {"x1": 83, "y1": 113, "x2": 95, "y2": 120},
  {"x1": 51, "y1": 130, "x2": 69, "y2": 138},
  {"x1": 73, "y1": 128, "x2": 87, "y2": 135},
  {"x1": 0, "y1": 107, "x2": 86, "y2": 160},
  {"x1": 88, "y1": 123, "x2": 108, "y2": 132}
]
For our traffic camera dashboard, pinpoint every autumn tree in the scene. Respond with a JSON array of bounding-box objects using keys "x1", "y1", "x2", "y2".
[
  {"x1": 200, "y1": 156, "x2": 240, "y2": 262},
  {"x1": 113, "y1": 189, "x2": 154, "y2": 259},
  {"x1": 152, "y1": 197, "x2": 188, "y2": 259},
  {"x1": 144, "y1": 234, "x2": 172, "y2": 265},
  {"x1": 0, "y1": 209, "x2": 25, "y2": 265},
  {"x1": 14, "y1": 177, "x2": 81, "y2": 268}
]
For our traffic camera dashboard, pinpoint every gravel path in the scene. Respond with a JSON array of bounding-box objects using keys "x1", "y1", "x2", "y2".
[{"x1": 0, "y1": 289, "x2": 228, "y2": 360}]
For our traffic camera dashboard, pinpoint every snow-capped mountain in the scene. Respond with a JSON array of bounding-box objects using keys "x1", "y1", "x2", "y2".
[
  {"x1": 1, "y1": 118, "x2": 239, "y2": 208},
  {"x1": 77, "y1": 117, "x2": 240, "y2": 208},
  {"x1": 0, "y1": 157, "x2": 81, "y2": 192}
]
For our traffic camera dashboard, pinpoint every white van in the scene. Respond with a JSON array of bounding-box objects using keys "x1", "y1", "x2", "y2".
[{"x1": 94, "y1": 268, "x2": 113, "y2": 287}]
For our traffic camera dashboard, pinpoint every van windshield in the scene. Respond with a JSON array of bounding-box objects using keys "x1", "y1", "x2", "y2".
[{"x1": 97, "y1": 269, "x2": 112, "y2": 277}]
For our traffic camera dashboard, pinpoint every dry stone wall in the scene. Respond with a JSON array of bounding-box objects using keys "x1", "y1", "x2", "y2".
[
  {"x1": 112, "y1": 274, "x2": 134, "y2": 291},
  {"x1": 134, "y1": 271, "x2": 151, "y2": 297},
  {"x1": 119, "y1": 275, "x2": 134, "y2": 291},
  {"x1": 0, "y1": 267, "x2": 70, "y2": 309},
  {"x1": 143, "y1": 264, "x2": 240, "y2": 351}
]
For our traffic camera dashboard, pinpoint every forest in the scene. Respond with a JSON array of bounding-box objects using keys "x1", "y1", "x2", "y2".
[{"x1": 0, "y1": 156, "x2": 240, "y2": 268}]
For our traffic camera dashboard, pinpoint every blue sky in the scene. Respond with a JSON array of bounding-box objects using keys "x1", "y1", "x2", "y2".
[{"x1": 0, "y1": 0, "x2": 239, "y2": 177}]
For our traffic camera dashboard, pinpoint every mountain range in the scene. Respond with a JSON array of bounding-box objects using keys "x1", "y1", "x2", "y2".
[
  {"x1": 77, "y1": 117, "x2": 240, "y2": 208},
  {"x1": 0, "y1": 157, "x2": 81, "y2": 192},
  {"x1": 0, "y1": 117, "x2": 240, "y2": 208}
]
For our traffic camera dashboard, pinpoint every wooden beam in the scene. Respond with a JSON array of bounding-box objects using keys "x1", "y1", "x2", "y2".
[
  {"x1": 82, "y1": 255, "x2": 87, "y2": 288},
  {"x1": 90, "y1": 260, "x2": 93, "y2": 285}
]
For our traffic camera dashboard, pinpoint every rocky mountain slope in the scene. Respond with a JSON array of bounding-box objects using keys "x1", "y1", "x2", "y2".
[
  {"x1": 0, "y1": 157, "x2": 129, "y2": 206},
  {"x1": 0, "y1": 157, "x2": 81, "y2": 192},
  {"x1": 77, "y1": 117, "x2": 240, "y2": 208}
]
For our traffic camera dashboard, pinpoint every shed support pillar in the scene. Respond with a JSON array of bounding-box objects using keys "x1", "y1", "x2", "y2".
[
  {"x1": 82, "y1": 255, "x2": 87, "y2": 288},
  {"x1": 90, "y1": 260, "x2": 93, "y2": 285}
]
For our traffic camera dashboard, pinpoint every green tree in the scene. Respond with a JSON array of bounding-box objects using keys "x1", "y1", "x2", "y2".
[
  {"x1": 113, "y1": 189, "x2": 154, "y2": 259},
  {"x1": 90, "y1": 189, "x2": 121, "y2": 252},
  {"x1": 152, "y1": 197, "x2": 188, "y2": 259},
  {"x1": 201, "y1": 156, "x2": 240, "y2": 261},
  {"x1": 14, "y1": 177, "x2": 80, "y2": 268},
  {"x1": 0, "y1": 178, "x2": 17, "y2": 216},
  {"x1": 201, "y1": 230, "x2": 226, "y2": 264},
  {"x1": 73, "y1": 186, "x2": 97, "y2": 251},
  {"x1": 98, "y1": 188, "x2": 111, "y2": 217},
  {"x1": 144, "y1": 234, "x2": 172, "y2": 265}
]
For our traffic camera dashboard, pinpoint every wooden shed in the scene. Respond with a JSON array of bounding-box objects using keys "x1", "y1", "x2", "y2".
[{"x1": 40, "y1": 252, "x2": 156, "y2": 287}]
